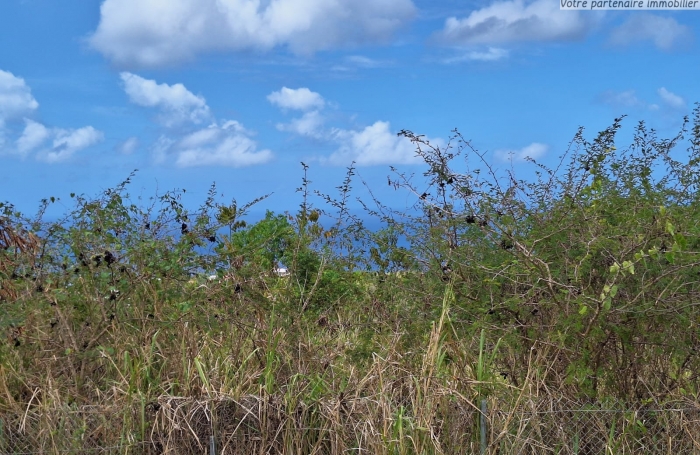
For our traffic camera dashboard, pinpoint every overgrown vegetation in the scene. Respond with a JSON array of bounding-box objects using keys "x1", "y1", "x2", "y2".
[{"x1": 1, "y1": 107, "x2": 700, "y2": 454}]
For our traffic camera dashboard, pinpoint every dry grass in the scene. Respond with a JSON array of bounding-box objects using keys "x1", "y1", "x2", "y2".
[{"x1": 1, "y1": 280, "x2": 699, "y2": 455}]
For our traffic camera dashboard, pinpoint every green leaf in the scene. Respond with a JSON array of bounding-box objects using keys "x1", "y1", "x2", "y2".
[
  {"x1": 665, "y1": 221, "x2": 675, "y2": 236},
  {"x1": 177, "y1": 301, "x2": 193, "y2": 312},
  {"x1": 622, "y1": 260, "x2": 635, "y2": 275},
  {"x1": 579, "y1": 305, "x2": 588, "y2": 315},
  {"x1": 674, "y1": 234, "x2": 687, "y2": 250},
  {"x1": 609, "y1": 285, "x2": 618, "y2": 298},
  {"x1": 665, "y1": 252, "x2": 675, "y2": 264},
  {"x1": 603, "y1": 297, "x2": 612, "y2": 310}
]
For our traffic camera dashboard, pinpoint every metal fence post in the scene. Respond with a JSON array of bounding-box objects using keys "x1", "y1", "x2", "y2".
[
  {"x1": 210, "y1": 434, "x2": 216, "y2": 455},
  {"x1": 480, "y1": 399, "x2": 488, "y2": 455}
]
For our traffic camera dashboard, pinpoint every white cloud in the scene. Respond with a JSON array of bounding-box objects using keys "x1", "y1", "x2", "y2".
[
  {"x1": 494, "y1": 142, "x2": 548, "y2": 163},
  {"x1": 276, "y1": 110, "x2": 325, "y2": 138},
  {"x1": 151, "y1": 135, "x2": 176, "y2": 165},
  {"x1": 0, "y1": 70, "x2": 103, "y2": 162},
  {"x1": 324, "y1": 121, "x2": 423, "y2": 166},
  {"x1": 269, "y1": 87, "x2": 326, "y2": 138},
  {"x1": 120, "y1": 73, "x2": 271, "y2": 168},
  {"x1": 120, "y1": 72, "x2": 210, "y2": 126},
  {"x1": 89, "y1": 0, "x2": 416, "y2": 68},
  {"x1": 608, "y1": 14, "x2": 691, "y2": 51},
  {"x1": 599, "y1": 88, "x2": 685, "y2": 112},
  {"x1": 268, "y1": 87, "x2": 439, "y2": 166},
  {"x1": 0, "y1": 70, "x2": 39, "y2": 124},
  {"x1": 268, "y1": 87, "x2": 325, "y2": 111},
  {"x1": 599, "y1": 90, "x2": 645, "y2": 109},
  {"x1": 657, "y1": 87, "x2": 685, "y2": 109},
  {"x1": 119, "y1": 137, "x2": 139, "y2": 154},
  {"x1": 438, "y1": 0, "x2": 594, "y2": 46},
  {"x1": 12, "y1": 120, "x2": 104, "y2": 162},
  {"x1": 15, "y1": 119, "x2": 50, "y2": 156},
  {"x1": 443, "y1": 47, "x2": 509, "y2": 63},
  {"x1": 39, "y1": 126, "x2": 104, "y2": 163},
  {"x1": 154, "y1": 121, "x2": 273, "y2": 168}
]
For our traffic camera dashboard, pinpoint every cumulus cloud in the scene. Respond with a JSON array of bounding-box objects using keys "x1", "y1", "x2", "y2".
[
  {"x1": 276, "y1": 110, "x2": 325, "y2": 138},
  {"x1": 0, "y1": 69, "x2": 103, "y2": 162},
  {"x1": 608, "y1": 14, "x2": 692, "y2": 51},
  {"x1": 657, "y1": 87, "x2": 685, "y2": 109},
  {"x1": 16, "y1": 119, "x2": 50, "y2": 156},
  {"x1": 40, "y1": 127, "x2": 105, "y2": 163},
  {"x1": 437, "y1": 0, "x2": 594, "y2": 46},
  {"x1": 267, "y1": 87, "x2": 325, "y2": 111},
  {"x1": 494, "y1": 142, "x2": 548, "y2": 163},
  {"x1": 121, "y1": 73, "x2": 272, "y2": 167},
  {"x1": 14, "y1": 123, "x2": 104, "y2": 163},
  {"x1": 268, "y1": 86, "x2": 437, "y2": 166},
  {"x1": 0, "y1": 70, "x2": 39, "y2": 125},
  {"x1": 324, "y1": 121, "x2": 423, "y2": 166},
  {"x1": 120, "y1": 72, "x2": 210, "y2": 126},
  {"x1": 89, "y1": 0, "x2": 416, "y2": 68},
  {"x1": 269, "y1": 87, "x2": 327, "y2": 138},
  {"x1": 153, "y1": 121, "x2": 273, "y2": 168},
  {"x1": 13, "y1": 124, "x2": 105, "y2": 163}
]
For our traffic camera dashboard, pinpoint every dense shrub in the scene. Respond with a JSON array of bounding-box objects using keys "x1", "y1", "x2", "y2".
[{"x1": 1, "y1": 106, "x2": 700, "y2": 453}]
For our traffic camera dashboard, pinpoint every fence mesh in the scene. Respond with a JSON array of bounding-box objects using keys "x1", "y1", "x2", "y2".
[
  {"x1": 487, "y1": 397, "x2": 700, "y2": 455},
  {"x1": 1, "y1": 395, "x2": 698, "y2": 454}
]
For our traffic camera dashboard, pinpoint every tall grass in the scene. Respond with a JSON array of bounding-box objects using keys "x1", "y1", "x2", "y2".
[{"x1": 2, "y1": 109, "x2": 700, "y2": 453}]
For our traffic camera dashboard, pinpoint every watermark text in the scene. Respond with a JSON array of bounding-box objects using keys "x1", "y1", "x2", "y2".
[{"x1": 561, "y1": 0, "x2": 699, "y2": 9}]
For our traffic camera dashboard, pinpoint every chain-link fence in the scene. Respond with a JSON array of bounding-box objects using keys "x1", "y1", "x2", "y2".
[
  {"x1": 487, "y1": 397, "x2": 700, "y2": 455},
  {"x1": 1, "y1": 395, "x2": 699, "y2": 454}
]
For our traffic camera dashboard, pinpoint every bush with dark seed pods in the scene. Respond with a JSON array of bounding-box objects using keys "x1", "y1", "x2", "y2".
[
  {"x1": 500, "y1": 239, "x2": 514, "y2": 250},
  {"x1": 0, "y1": 112, "x2": 698, "y2": 452},
  {"x1": 104, "y1": 250, "x2": 115, "y2": 266}
]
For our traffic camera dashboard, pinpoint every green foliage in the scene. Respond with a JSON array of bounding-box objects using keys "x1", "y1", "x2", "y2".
[
  {"x1": 391, "y1": 105, "x2": 700, "y2": 399},
  {"x1": 220, "y1": 210, "x2": 295, "y2": 272},
  {"x1": 2, "y1": 107, "x2": 700, "y2": 453}
]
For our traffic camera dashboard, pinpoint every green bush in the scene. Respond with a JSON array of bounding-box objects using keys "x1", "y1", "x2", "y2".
[{"x1": 2, "y1": 107, "x2": 700, "y2": 453}]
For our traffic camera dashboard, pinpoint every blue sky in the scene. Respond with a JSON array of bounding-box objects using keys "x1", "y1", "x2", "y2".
[{"x1": 1, "y1": 0, "x2": 698, "y2": 220}]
